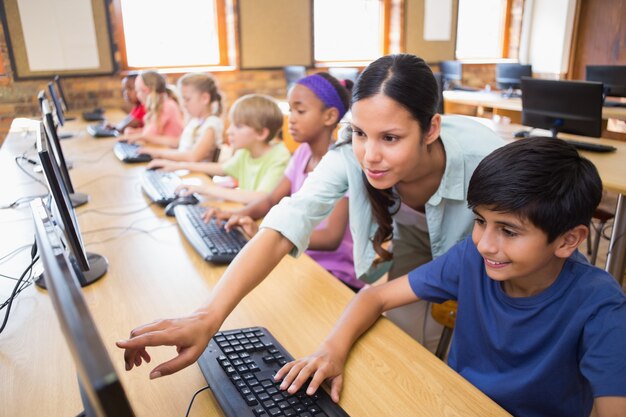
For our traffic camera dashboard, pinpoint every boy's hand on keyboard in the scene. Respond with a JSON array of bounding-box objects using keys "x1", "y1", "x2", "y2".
[
  {"x1": 116, "y1": 311, "x2": 218, "y2": 379},
  {"x1": 224, "y1": 215, "x2": 258, "y2": 238},
  {"x1": 202, "y1": 206, "x2": 234, "y2": 225},
  {"x1": 274, "y1": 342, "x2": 346, "y2": 403},
  {"x1": 147, "y1": 159, "x2": 177, "y2": 171}
]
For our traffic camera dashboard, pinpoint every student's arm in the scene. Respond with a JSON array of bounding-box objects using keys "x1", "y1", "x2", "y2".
[
  {"x1": 595, "y1": 397, "x2": 626, "y2": 417},
  {"x1": 142, "y1": 126, "x2": 218, "y2": 162},
  {"x1": 205, "y1": 176, "x2": 292, "y2": 228},
  {"x1": 116, "y1": 228, "x2": 295, "y2": 378},
  {"x1": 180, "y1": 183, "x2": 268, "y2": 205},
  {"x1": 136, "y1": 133, "x2": 180, "y2": 148},
  {"x1": 308, "y1": 197, "x2": 349, "y2": 251},
  {"x1": 146, "y1": 159, "x2": 226, "y2": 176},
  {"x1": 274, "y1": 276, "x2": 420, "y2": 402}
]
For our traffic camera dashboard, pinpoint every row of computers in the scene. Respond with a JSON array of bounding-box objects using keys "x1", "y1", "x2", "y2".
[{"x1": 30, "y1": 90, "x2": 348, "y2": 415}]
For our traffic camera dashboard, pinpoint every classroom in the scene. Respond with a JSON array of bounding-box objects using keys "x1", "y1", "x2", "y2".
[{"x1": 1, "y1": 1, "x2": 625, "y2": 416}]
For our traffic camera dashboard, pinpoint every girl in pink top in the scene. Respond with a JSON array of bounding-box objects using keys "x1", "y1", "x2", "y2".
[
  {"x1": 119, "y1": 70, "x2": 184, "y2": 147},
  {"x1": 207, "y1": 73, "x2": 362, "y2": 290}
]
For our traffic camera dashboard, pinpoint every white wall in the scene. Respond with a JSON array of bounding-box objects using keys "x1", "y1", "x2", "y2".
[{"x1": 520, "y1": 0, "x2": 577, "y2": 76}]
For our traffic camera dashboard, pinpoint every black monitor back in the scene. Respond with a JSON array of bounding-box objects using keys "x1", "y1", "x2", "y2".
[
  {"x1": 284, "y1": 66, "x2": 307, "y2": 93},
  {"x1": 496, "y1": 63, "x2": 532, "y2": 90},
  {"x1": 41, "y1": 96, "x2": 76, "y2": 193},
  {"x1": 48, "y1": 81, "x2": 65, "y2": 126},
  {"x1": 30, "y1": 198, "x2": 135, "y2": 417},
  {"x1": 54, "y1": 75, "x2": 71, "y2": 112},
  {"x1": 585, "y1": 65, "x2": 626, "y2": 98},
  {"x1": 521, "y1": 77, "x2": 603, "y2": 138}
]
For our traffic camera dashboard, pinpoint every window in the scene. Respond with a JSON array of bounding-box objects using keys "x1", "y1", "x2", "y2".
[
  {"x1": 111, "y1": 0, "x2": 234, "y2": 70},
  {"x1": 314, "y1": 0, "x2": 390, "y2": 64},
  {"x1": 455, "y1": 0, "x2": 509, "y2": 60}
]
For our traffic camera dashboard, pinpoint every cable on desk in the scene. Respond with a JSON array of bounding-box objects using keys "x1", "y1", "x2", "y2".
[
  {"x1": 184, "y1": 385, "x2": 211, "y2": 417},
  {"x1": 0, "y1": 241, "x2": 38, "y2": 335},
  {"x1": 70, "y1": 148, "x2": 112, "y2": 164},
  {"x1": 0, "y1": 244, "x2": 32, "y2": 265},
  {"x1": 0, "y1": 193, "x2": 49, "y2": 210},
  {"x1": 77, "y1": 201, "x2": 157, "y2": 217},
  {"x1": 75, "y1": 173, "x2": 140, "y2": 189},
  {"x1": 14, "y1": 155, "x2": 48, "y2": 189},
  {"x1": 84, "y1": 221, "x2": 178, "y2": 246}
]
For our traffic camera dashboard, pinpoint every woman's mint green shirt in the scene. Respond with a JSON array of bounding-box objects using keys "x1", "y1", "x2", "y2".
[{"x1": 261, "y1": 115, "x2": 504, "y2": 282}]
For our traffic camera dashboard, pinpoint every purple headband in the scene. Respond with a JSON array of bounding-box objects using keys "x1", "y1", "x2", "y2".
[{"x1": 297, "y1": 74, "x2": 347, "y2": 120}]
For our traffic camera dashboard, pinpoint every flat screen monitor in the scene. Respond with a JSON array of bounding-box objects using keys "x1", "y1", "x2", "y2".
[
  {"x1": 496, "y1": 63, "x2": 532, "y2": 90},
  {"x1": 284, "y1": 65, "x2": 307, "y2": 93},
  {"x1": 48, "y1": 81, "x2": 66, "y2": 126},
  {"x1": 54, "y1": 75, "x2": 71, "y2": 112},
  {"x1": 35, "y1": 121, "x2": 107, "y2": 286},
  {"x1": 585, "y1": 65, "x2": 626, "y2": 98},
  {"x1": 30, "y1": 198, "x2": 135, "y2": 417},
  {"x1": 40, "y1": 93, "x2": 89, "y2": 207},
  {"x1": 521, "y1": 77, "x2": 603, "y2": 138},
  {"x1": 328, "y1": 67, "x2": 359, "y2": 83},
  {"x1": 439, "y1": 60, "x2": 462, "y2": 88}
]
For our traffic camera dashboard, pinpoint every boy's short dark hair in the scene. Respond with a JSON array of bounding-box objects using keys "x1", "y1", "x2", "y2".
[{"x1": 467, "y1": 137, "x2": 602, "y2": 242}]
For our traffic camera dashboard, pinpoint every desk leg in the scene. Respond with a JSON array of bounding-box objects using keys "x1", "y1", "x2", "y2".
[{"x1": 606, "y1": 193, "x2": 626, "y2": 285}]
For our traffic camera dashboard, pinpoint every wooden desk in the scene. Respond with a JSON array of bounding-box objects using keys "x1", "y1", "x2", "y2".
[
  {"x1": 471, "y1": 117, "x2": 626, "y2": 283},
  {"x1": 0, "y1": 116, "x2": 510, "y2": 416},
  {"x1": 443, "y1": 90, "x2": 626, "y2": 122}
]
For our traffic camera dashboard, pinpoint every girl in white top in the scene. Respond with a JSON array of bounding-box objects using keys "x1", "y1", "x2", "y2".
[{"x1": 140, "y1": 72, "x2": 224, "y2": 162}]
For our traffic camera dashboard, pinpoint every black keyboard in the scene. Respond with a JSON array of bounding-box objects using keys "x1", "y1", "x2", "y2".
[
  {"x1": 603, "y1": 101, "x2": 626, "y2": 108},
  {"x1": 87, "y1": 124, "x2": 119, "y2": 138},
  {"x1": 140, "y1": 170, "x2": 181, "y2": 206},
  {"x1": 174, "y1": 204, "x2": 248, "y2": 263},
  {"x1": 113, "y1": 141, "x2": 152, "y2": 163},
  {"x1": 564, "y1": 139, "x2": 616, "y2": 153},
  {"x1": 197, "y1": 327, "x2": 350, "y2": 417}
]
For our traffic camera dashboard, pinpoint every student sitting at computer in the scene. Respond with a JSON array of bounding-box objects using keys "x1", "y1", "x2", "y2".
[
  {"x1": 148, "y1": 94, "x2": 290, "y2": 204},
  {"x1": 118, "y1": 70, "x2": 184, "y2": 147},
  {"x1": 116, "y1": 54, "x2": 505, "y2": 370},
  {"x1": 274, "y1": 137, "x2": 626, "y2": 417},
  {"x1": 206, "y1": 73, "x2": 361, "y2": 291},
  {"x1": 138, "y1": 73, "x2": 223, "y2": 163},
  {"x1": 101, "y1": 73, "x2": 145, "y2": 134}
]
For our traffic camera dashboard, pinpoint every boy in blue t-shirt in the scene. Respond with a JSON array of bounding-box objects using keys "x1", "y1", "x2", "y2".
[{"x1": 275, "y1": 137, "x2": 626, "y2": 417}]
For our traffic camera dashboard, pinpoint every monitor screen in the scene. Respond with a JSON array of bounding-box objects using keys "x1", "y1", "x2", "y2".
[
  {"x1": 439, "y1": 61, "x2": 462, "y2": 83},
  {"x1": 496, "y1": 63, "x2": 532, "y2": 90},
  {"x1": 30, "y1": 198, "x2": 135, "y2": 417},
  {"x1": 54, "y1": 75, "x2": 71, "y2": 112},
  {"x1": 48, "y1": 81, "x2": 65, "y2": 126},
  {"x1": 521, "y1": 77, "x2": 603, "y2": 138},
  {"x1": 35, "y1": 121, "x2": 90, "y2": 271},
  {"x1": 585, "y1": 65, "x2": 626, "y2": 98},
  {"x1": 41, "y1": 95, "x2": 76, "y2": 194}
]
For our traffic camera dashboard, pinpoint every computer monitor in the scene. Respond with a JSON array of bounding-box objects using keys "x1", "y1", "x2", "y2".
[
  {"x1": 496, "y1": 63, "x2": 532, "y2": 91},
  {"x1": 284, "y1": 65, "x2": 307, "y2": 93},
  {"x1": 521, "y1": 77, "x2": 604, "y2": 138},
  {"x1": 40, "y1": 93, "x2": 89, "y2": 207},
  {"x1": 35, "y1": 121, "x2": 107, "y2": 287},
  {"x1": 439, "y1": 60, "x2": 462, "y2": 89},
  {"x1": 30, "y1": 198, "x2": 135, "y2": 417},
  {"x1": 585, "y1": 65, "x2": 626, "y2": 99},
  {"x1": 54, "y1": 75, "x2": 71, "y2": 112},
  {"x1": 48, "y1": 81, "x2": 66, "y2": 127}
]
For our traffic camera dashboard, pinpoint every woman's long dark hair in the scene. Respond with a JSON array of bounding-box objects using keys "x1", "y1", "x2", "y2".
[{"x1": 350, "y1": 54, "x2": 439, "y2": 263}]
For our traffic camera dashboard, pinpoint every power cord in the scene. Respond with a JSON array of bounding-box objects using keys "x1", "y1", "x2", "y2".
[
  {"x1": 0, "y1": 194, "x2": 49, "y2": 210},
  {"x1": 0, "y1": 240, "x2": 38, "y2": 335},
  {"x1": 78, "y1": 201, "x2": 157, "y2": 217},
  {"x1": 14, "y1": 155, "x2": 48, "y2": 189},
  {"x1": 184, "y1": 385, "x2": 211, "y2": 417},
  {"x1": 83, "y1": 220, "x2": 178, "y2": 246}
]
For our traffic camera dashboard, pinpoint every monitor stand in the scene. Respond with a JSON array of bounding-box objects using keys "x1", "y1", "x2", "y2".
[
  {"x1": 70, "y1": 192, "x2": 89, "y2": 208},
  {"x1": 35, "y1": 252, "x2": 108, "y2": 289}
]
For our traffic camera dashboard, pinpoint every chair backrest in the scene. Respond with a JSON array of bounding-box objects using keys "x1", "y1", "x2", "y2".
[
  {"x1": 212, "y1": 147, "x2": 221, "y2": 163},
  {"x1": 431, "y1": 300, "x2": 457, "y2": 329}
]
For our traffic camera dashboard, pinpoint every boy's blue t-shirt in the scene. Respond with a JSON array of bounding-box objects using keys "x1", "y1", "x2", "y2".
[{"x1": 408, "y1": 236, "x2": 626, "y2": 417}]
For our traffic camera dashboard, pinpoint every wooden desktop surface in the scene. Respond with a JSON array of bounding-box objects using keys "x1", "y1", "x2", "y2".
[
  {"x1": 0, "y1": 114, "x2": 510, "y2": 416},
  {"x1": 443, "y1": 90, "x2": 626, "y2": 121}
]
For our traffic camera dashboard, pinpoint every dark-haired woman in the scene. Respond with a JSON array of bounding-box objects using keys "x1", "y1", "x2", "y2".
[{"x1": 117, "y1": 54, "x2": 504, "y2": 378}]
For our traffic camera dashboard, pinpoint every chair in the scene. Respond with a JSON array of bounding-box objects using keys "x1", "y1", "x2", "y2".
[
  {"x1": 284, "y1": 66, "x2": 307, "y2": 93},
  {"x1": 587, "y1": 207, "x2": 615, "y2": 265},
  {"x1": 431, "y1": 300, "x2": 457, "y2": 360},
  {"x1": 433, "y1": 72, "x2": 444, "y2": 114},
  {"x1": 211, "y1": 146, "x2": 221, "y2": 163}
]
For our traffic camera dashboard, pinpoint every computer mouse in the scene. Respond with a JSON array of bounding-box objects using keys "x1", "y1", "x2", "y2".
[
  {"x1": 513, "y1": 130, "x2": 530, "y2": 138},
  {"x1": 164, "y1": 195, "x2": 199, "y2": 217}
]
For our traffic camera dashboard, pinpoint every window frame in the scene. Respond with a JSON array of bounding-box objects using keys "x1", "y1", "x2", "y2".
[
  {"x1": 110, "y1": 0, "x2": 235, "y2": 71},
  {"x1": 313, "y1": 0, "x2": 396, "y2": 67}
]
